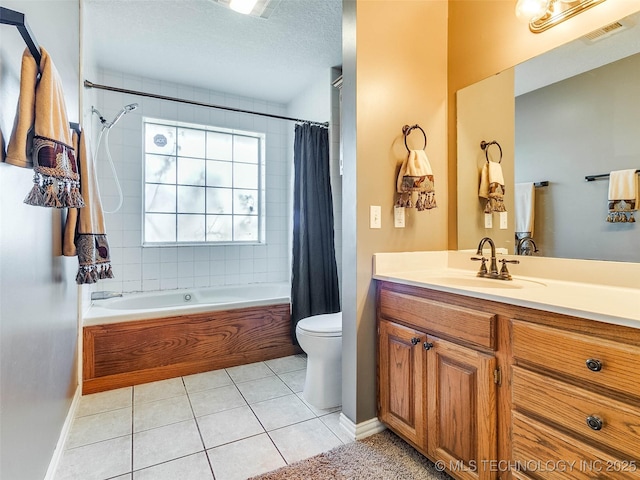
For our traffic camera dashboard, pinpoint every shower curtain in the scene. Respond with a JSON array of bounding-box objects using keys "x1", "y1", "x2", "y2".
[{"x1": 291, "y1": 122, "x2": 340, "y2": 342}]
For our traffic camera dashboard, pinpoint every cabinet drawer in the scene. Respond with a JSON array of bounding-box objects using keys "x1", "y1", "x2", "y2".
[
  {"x1": 512, "y1": 366, "x2": 640, "y2": 461},
  {"x1": 512, "y1": 412, "x2": 640, "y2": 479},
  {"x1": 512, "y1": 320, "x2": 640, "y2": 399},
  {"x1": 379, "y1": 289, "x2": 496, "y2": 349}
]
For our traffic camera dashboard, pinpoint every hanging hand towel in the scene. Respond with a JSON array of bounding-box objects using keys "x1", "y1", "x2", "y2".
[
  {"x1": 479, "y1": 161, "x2": 506, "y2": 213},
  {"x1": 606, "y1": 169, "x2": 638, "y2": 223},
  {"x1": 5, "y1": 47, "x2": 84, "y2": 208},
  {"x1": 396, "y1": 150, "x2": 437, "y2": 211},
  {"x1": 515, "y1": 182, "x2": 535, "y2": 236},
  {"x1": 63, "y1": 129, "x2": 114, "y2": 284}
]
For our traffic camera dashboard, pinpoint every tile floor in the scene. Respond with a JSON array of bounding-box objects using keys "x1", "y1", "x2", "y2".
[{"x1": 54, "y1": 355, "x2": 352, "y2": 480}]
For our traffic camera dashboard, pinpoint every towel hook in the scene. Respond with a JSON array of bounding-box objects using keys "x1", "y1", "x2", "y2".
[
  {"x1": 480, "y1": 140, "x2": 502, "y2": 164},
  {"x1": 402, "y1": 124, "x2": 427, "y2": 152}
]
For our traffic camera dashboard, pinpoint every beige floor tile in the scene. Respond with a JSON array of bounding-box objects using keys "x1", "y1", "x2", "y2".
[
  {"x1": 207, "y1": 433, "x2": 285, "y2": 480},
  {"x1": 76, "y1": 387, "x2": 132, "y2": 417},
  {"x1": 268, "y1": 418, "x2": 343, "y2": 464},
  {"x1": 277, "y1": 369, "x2": 306, "y2": 393},
  {"x1": 133, "y1": 394, "x2": 193, "y2": 432},
  {"x1": 198, "y1": 405, "x2": 265, "y2": 449},
  {"x1": 67, "y1": 407, "x2": 132, "y2": 449},
  {"x1": 134, "y1": 377, "x2": 186, "y2": 404},
  {"x1": 55, "y1": 435, "x2": 131, "y2": 480},
  {"x1": 250, "y1": 393, "x2": 315, "y2": 431},
  {"x1": 183, "y1": 369, "x2": 233, "y2": 393},
  {"x1": 189, "y1": 384, "x2": 246, "y2": 417},
  {"x1": 226, "y1": 362, "x2": 274, "y2": 383},
  {"x1": 132, "y1": 452, "x2": 213, "y2": 480},
  {"x1": 133, "y1": 419, "x2": 203, "y2": 470},
  {"x1": 236, "y1": 375, "x2": 292, "y2": 404},
  {"x1": 265, "y1": 355, "x2": 307, "y2": 374}
]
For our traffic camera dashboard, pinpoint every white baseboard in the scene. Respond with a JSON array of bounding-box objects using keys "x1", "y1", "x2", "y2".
[
  {"x1": 44, "y1": 385, "x2": 82, "y2": 480},
  {"x1": 339, "y1": 413, "x2": 386, "y2": 441}
]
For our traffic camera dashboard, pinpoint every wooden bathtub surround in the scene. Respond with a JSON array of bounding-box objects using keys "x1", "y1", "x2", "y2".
[
  {"x1": 83, "y1": 303, "x2": 301, "y2": 394},
  {"x1": 376, "y1": 281, "x2": 640, "y2": 480}
]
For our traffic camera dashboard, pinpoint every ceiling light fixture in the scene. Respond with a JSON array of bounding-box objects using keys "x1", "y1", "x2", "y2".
[
  {"x1": 211, "y1": 0, "x2": 281, "y2": 19},
  {"x1": 515, "y1": 0, "x2": 607, "y2": 33}
]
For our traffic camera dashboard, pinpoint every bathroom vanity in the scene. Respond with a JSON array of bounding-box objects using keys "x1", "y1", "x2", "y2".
[{"x1": 374, "y1": 251, "x2": 640, "y2": 480}]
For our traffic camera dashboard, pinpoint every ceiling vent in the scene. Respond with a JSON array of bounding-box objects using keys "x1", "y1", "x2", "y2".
[
  {"x1": 210, "y1": 0, "x2": 281, "y2": 19},
  {"x1": 581, "y1": 18, "x2": 632, "y2": 43}
]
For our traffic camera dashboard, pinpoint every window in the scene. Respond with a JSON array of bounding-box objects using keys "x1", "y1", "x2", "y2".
[{"x1": 143, "y1": 118, "x2": 265, "y2": 245}]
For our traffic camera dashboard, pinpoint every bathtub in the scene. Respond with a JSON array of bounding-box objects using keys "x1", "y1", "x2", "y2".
[
  {"x1": 82, "y1": 282, "x2": 298, "y2": 394},
  {"x1": 84, "y1": 282, "x2": 290, "y2": 326}
]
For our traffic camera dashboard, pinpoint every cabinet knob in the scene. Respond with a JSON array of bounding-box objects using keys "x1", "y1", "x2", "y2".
[
  {"x1": 411, "y1": 337, "x2": 420, "y2": 346},
  {"x1": 585, "y1": 358, "x2": 603, "y2": 372},
  {"x1": 423, "y1": 342, "x2": 434, "y2": 350},
  {"x1": 586, "y1": 415, "x2": 604, "y2": 431}
]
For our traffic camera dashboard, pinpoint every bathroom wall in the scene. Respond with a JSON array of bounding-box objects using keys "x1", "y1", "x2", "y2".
[
  {"x1": 90, "y1": 69, "x2": 291, "y2": 293},
  {"x1": 0, "y1": 2, "x2": 80, "y2": 479}
]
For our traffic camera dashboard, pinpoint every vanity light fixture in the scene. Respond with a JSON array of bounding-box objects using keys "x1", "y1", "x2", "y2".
[
  {"x1": 515, "y1": 0, "x2": 607, "y2": 33},
  {"x1": 211, "y1": 0, "x2": 281, "y2": 18}
]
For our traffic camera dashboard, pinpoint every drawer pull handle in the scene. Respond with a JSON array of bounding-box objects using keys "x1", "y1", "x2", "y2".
[
  {"x1": 423, "y1": 342, "x2": 434, "y2": 351},
  {"x1": 411, "y1": 337, "x2": 420, "y2": 346},
  {"x1": 586, "y1": 415, "x2": 603, "y2": 431},
  {"x1": 585, "y1": 358, "x2": 603, "y2": 372}
]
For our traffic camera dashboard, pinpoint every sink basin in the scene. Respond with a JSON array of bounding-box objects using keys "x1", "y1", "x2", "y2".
[{"x1": 423, "y1": 274, "x2": 546, "y2": 289}]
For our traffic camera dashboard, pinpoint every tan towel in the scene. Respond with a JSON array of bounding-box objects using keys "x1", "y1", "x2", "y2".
[
  {"x1": 479, "y1": 161, "x2": 506, "y2": 213},
  {"x1": 607, "y1": 169, "x2": 638, "y2": 223},
  {"x1": 63, "y1": 130, "x2": 114, "y2": 284},
  {"x1": 5, "y1": 47, "x2": 84, "y2": 208},
  {"x1": 396, "y1": 150, "x2": 436, "y2": 211},
  {"x1": 515, "y1": 182, "x2": 535, "y2": 235}
]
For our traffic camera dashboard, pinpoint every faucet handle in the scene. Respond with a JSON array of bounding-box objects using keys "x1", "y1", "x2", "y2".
[
  {"x1": 471, "y1": 256, "x2": 488, "y2": 275},
  {"x1": 499, "y1": 258, "x2": 519, "y2": 279}
]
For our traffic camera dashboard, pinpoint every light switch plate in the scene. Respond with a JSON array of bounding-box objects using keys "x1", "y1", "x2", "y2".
[
  {"x1": 394, "y1": 206, "x2": 405, "y2": 228},
  {"x1": 484, "y1": 213, "x2": 493, "y2": 229},
  {"x1": 370, "y1": 205, "x2": 381, "y2": 229},
  {"x1": 500, "y1": 212, "x2": 508, "y2": 229}
]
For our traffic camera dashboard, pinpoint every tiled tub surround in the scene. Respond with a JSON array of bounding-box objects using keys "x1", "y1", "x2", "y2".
[
  {"x1": 55, "y1": 356, "x2": 351, "y2": 480},
  {"x1": 89, "y1": 69, "x2": 292, "y2": 293}
]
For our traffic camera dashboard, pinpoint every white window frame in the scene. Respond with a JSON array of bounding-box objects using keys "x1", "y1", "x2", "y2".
[{"x1": 142, "y1": 117, "x2": 266, "y2": 246}]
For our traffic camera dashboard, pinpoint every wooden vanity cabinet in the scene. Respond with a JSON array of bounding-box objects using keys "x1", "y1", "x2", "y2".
[{"x1": 377, "y1": 282, "x2": 499, "y2": 480}]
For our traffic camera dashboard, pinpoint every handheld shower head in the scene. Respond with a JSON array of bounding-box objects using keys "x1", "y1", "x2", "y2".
[{"x1": 109, "y1": 103, "x2": 139, "y2": 127}]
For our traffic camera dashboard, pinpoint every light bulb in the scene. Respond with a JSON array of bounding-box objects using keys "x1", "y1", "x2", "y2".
[{"x1": 515, "y1": 0, "x2": 552, "y2": 23}]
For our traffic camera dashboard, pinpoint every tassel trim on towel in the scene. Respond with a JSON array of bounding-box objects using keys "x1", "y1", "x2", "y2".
[
  {"x1": 24, "y1": 136, "x2": 85, "y2": 208},
  {"x1": 75, "y1": 234, "x2": 114, "y2": 285},
  {"x1": 606, "y1": 199, "x2": 637, "y2": 223},
  {"x1": 396, "y1": 175, "x2": 437, "y2": 211}
]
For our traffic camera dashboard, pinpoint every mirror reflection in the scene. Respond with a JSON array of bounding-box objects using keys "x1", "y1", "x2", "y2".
[{"x1": 457, "y1": 11, "x2": 640, "y2": 263}]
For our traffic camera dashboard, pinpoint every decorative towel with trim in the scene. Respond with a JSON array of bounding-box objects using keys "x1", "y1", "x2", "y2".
[
  {"x1": 63, "y1": 129, "x2": 114, "y2": 284},
  {"x1": 606, "y1": 169, "x2": 638, "y2": 223},
  {"x1": 515, "y1": 182, "x2": 535, "y2": 237},
  {"x1": 5, "y1": 47, "x2": 84, "y2": 208},
  {"x1": 395, "y1": 150, "x2": 437, "y2": 211},
  {"x1": 479, "y1": 161, "x2": 506, "y2": 213}
]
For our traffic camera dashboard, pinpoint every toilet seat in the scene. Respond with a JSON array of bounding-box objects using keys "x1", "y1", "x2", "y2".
[{"x1": 296, "y1": 312, "x2": 342, "y2": 337}]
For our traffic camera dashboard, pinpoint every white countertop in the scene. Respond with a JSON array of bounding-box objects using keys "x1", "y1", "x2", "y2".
[{"x1": 373, "y1": 251, "x2": 640, "y2": 329}]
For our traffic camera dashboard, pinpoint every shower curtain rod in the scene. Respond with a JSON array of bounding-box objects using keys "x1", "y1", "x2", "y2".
[{"x1": 84, "y1": 80, "x2": 329, "y2": 127}]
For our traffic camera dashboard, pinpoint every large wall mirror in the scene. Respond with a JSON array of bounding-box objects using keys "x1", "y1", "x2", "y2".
[{"x1": 457, "y1": 11, "x2": 640, "y2": 263}]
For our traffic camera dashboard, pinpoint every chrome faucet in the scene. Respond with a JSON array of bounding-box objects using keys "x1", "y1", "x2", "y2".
[
  {"x1": 91, "y1": 291, "x2": 123, "y2": 301},
  {"x1": 471, "y1": 236, "x2": 519, "y2": 280}
]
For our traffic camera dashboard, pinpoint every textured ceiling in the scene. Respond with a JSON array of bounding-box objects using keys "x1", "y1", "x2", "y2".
[{"x1": 84, "y1": 0, "x2": 342, "y2": 104}]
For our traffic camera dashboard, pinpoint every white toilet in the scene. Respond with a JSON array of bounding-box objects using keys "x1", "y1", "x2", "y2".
[{"x1": 295, "y1": 312, "x2": 342, "y2": 409}]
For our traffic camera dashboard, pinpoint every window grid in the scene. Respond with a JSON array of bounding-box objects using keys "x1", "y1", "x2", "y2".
[{"x1": 143, "y1": 119, "x2": 264, "y2": 246}]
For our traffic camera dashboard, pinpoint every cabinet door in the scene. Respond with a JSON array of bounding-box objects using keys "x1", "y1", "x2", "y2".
[
  {"x1": 427, "y1": 336, "x2": 497, "y2": 480},
  {"x1": 378, "y1": 319, "x2": 428, "y2": 450}
]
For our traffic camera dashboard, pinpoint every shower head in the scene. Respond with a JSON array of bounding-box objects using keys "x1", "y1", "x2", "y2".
[{"x1": 92, "y1": 103, "x2": 139, "y2": 129}]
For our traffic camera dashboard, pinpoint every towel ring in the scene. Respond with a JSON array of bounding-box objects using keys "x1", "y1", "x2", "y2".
[
  {"x1": 402, "y1": 124, "x2": 427, "y2": 152},
  {"x1": 480, "y1": 140, "x2": 502, "y2": 164}
]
